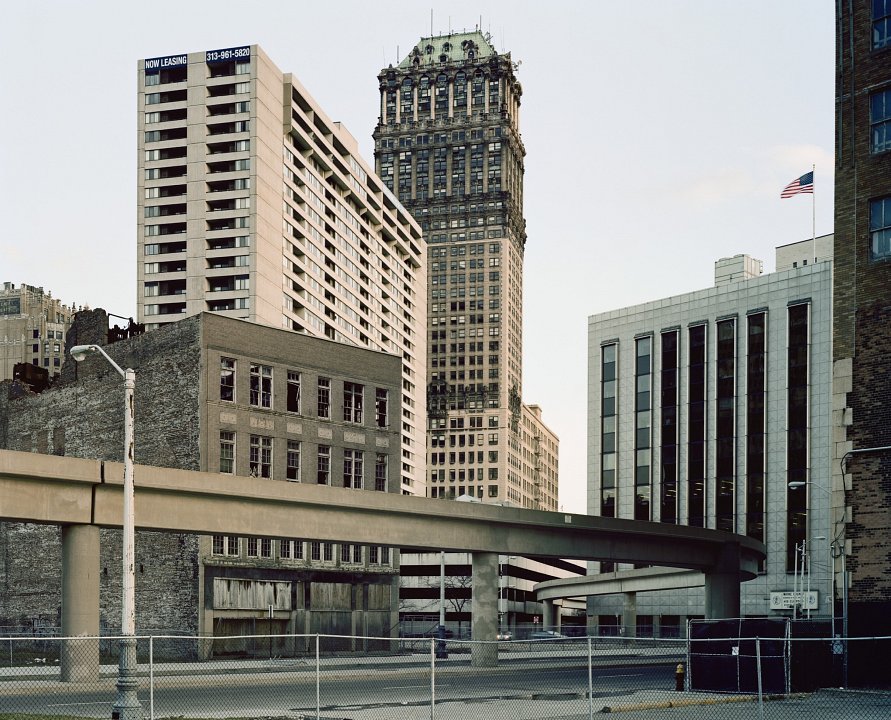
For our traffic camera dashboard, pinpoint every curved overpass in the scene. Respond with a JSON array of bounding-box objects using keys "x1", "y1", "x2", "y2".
[{"x1": 1, "y1": 449, "x2": 764, "y2": 664}]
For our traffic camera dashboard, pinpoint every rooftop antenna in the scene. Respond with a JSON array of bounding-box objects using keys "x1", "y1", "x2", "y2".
[
  {"x1": 396, "y1": 45, "x2": 400, "y2": 63},
  {"x1": 430, "y1": 8, "x2": 433, "y2": 37}
]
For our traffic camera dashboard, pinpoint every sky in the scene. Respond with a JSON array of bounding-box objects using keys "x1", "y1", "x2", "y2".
[{"x1": 0, "y1": 1, "x2": 835, "y2": 513}]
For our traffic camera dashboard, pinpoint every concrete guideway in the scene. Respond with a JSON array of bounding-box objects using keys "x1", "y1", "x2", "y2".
[{"x1": 0, "y1": 448, "x2": 765, "y2": 673}]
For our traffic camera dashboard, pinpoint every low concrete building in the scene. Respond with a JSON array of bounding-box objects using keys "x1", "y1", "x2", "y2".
[{"x1": 0, "y1": 310, "x2": 403, "y2": 649}]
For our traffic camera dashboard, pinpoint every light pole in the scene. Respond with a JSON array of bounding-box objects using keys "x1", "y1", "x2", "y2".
[
  {"x1": 70, "y1": 344, "x2": 142, "y2": 720},
  {"x1": 789, "y1": 478, "x2": 846, "y2": 686},
  {"x1": 789, "y1": 480, "x2": 839, "y2": 621}
]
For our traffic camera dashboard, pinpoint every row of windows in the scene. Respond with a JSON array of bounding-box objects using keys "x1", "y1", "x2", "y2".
[
  {"x1": 429, "y1": 485, "x2": 499, "y2": 499},
  {"x1": 379, "y1": 128, "x2": 497, "y2": 149},
  {"x1": 597, "y1": 307, "x2": 808, "y2": 571},
  {"x1": 220, "y1": 358, "x2": 389, "y2": 427},
  {"x1": 430, "y1": 258, "x2": 501, "y2": 271},
  {"x1": 210, "y1": 536, "x2": 390, "y2": 565},
  {"x1": 868, "y1": 1, "x2": 890, "y2": 261},
  {"x1": 220, "y1": 431, "x2": 389, "y2": 489}
]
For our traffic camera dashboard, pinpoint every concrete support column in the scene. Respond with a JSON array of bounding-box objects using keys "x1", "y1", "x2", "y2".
[
  {"x1": 704, "y1": 543, "x2": 742, "y2": 619},
  {"x1": 585, "y1": 596, "x2": 600, "y2": 635},
  {"x1": 471, "y1": 551, "x2": 498, "y2": 667},
  {"x1": 542, "y1": 599, "x2": 555, "y2": 630},
  {"x1": 622, "y1": 592, "x2": 637, "y2": 638},
  {"x1": 60, "y1": 524, "x2": 100, "y2": 683}
]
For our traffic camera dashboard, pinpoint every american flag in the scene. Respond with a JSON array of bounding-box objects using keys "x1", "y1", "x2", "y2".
[{"x1": 781, "y1": 171, "x2": 814, "y2": 198}]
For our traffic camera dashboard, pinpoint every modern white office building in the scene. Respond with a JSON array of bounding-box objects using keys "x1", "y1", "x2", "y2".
[
  {"x1": 586, "y1": 240, "x2": 834, "y2": 632},
  {"x1": 136, "y1": 45, "x2": 427, "y2": 494}
]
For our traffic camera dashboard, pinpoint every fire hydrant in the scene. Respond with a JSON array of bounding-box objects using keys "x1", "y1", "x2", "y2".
[{"x1": 675, "y1": 663, "x2": 685, "y2": 691}]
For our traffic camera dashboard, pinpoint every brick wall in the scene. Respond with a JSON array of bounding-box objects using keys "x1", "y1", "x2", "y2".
[
  {"x1": 2, "y1": 312, "x2": 402, "y2": 640},
  {"x1": 0, "y1": 314, "x2": 202, "y2": 631},
  {"x1": 845, "y1": 301, "x2": 891, "y2": 606},
  {"x1": 834, "y1": 1, "x2": 891, "y2": 642},
  {"x1": 833, "y1": 2, "x2": 891, "y2": 357}
]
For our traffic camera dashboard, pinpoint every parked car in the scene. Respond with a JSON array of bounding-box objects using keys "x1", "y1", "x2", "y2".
[
  {"x1": 528, "y1": 630, "x2": 568, "y2": 640},
  {"x1": 496, "y1": 631, "x2": 513, "y2": 641}
]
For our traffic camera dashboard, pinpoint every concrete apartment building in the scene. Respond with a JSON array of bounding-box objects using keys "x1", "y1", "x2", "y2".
[
  {"x1": 587, "y1": 243, "x2": 833, "y2": 633},
  {"x1": 0, "y1": 283, "x2": 76, "y2": 382},
  {"x1": 136, "y1": 44, "x2": 426, "y2": 495},
  {"x1": 832, "y1": 0, "x2": 891, "y2": 673},
  {"x1": 0, "y1": 311, "x2": 403, "y2": 646},
  {"x1": 373, "y1": 31, "x2": 558, "y2": 511}
]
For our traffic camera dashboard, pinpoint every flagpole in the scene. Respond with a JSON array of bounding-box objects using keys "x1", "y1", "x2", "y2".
[{"x1": 812, "y1": 163, "x2": 816, "y2": 263}]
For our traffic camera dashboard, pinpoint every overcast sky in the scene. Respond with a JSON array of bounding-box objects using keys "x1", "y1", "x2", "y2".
[{"x1": 0, "y1": 1, "x2": 835, "y2": 512}]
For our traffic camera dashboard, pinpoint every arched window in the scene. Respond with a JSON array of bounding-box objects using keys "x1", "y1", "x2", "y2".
[
  {"x1": 435, "y1": 74, "x2": 449, "y2": 113},
  {"x1": 488, "y1": 76, "x2": 500, "y2": 111},
  {"x1": 385, "y1": 88, "x2": 396, "y2": 122},
  {"x1": 453, "y1": 71, "x2": 467, "y2": 111},
  {"x1": 418, "y1": 76, "x2": 431, "y2": 116},
  {"x1": 400, "y1": 78, "x2": 413, "y2": 119},
  {"x1": 472, "y1": 72, "x2": 485, "y2": 111}
]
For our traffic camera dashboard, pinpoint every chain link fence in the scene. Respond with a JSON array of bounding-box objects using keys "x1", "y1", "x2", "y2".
[{"x1": 1, "y1": 633, "x2": 889, "y2": 719}]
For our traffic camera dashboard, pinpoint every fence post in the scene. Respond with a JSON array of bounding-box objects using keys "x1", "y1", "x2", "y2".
[
  {"x1": 588, "y1": 636, "x2": 594, "y2": 720},
  {"x1": 756, "y1": 637, "x2": 763, "y2": 720},
  {"x1": 315, "y1": 634, "x2": 320, "y2": 720},
  {"x1": 430, "y1": 637, "x2": 436, "y2": 720},
  {"x1": 149, "y1": 636, "x2": 154, "y2": 720}
]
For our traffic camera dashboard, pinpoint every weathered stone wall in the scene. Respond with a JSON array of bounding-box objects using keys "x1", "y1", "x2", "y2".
[
  {"x1": 1, "y1": 314, "x2": 202, "y2": 632},
  {"x1": 2, "y1": 312, "x2": 403, "y2": 641}
]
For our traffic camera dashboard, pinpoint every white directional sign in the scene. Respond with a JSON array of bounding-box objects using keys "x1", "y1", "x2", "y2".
[{"x1": 770, "y1": 590, "x2": 818, "y2": 611}]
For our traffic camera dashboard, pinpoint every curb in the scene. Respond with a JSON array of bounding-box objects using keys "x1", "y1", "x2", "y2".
[{"x1": 599, "y1": 693, "x2": 805, "y2": 713}]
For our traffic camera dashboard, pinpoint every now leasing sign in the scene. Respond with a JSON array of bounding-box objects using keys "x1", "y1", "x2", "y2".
[{"x1": 770, "y1": 590, "x2": 819, "y2": 611}]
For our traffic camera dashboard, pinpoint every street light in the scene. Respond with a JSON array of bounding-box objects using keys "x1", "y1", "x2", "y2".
[
  {"x1": 788, "y1": 481, "x2": 837, "y2": 618},
  {"x1": 70, "y1": 344, "x2": 142, "y2": 720},
  {"x1": 788, "y1": 480, "x2": 840, "y2": 620},
  {"x1": 789, "y1": 478, "x2": 847, "y2": 686}
]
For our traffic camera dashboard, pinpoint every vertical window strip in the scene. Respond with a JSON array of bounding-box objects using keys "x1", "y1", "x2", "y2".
[
  {"x1": 687, "y1": 325, "x2": 707, "y2": 527},
  {"x1": 746, "y1": 313, "x2": 767, "y2": 546},
  {"x1": 600, "y1": 343, "x2": 617, "y2": 520},
  {"x1": 660, "y1": 331, "x2": 679, "y2": 524},
  {"x1": 634, "y1": 336, "x2": 652, "y2": 521},
  {"x1": 715, "y1": 320, "x2": 736, "y2": 533},
  {"x1": 786, "y1": 304, "x2": 810, "y2": 571}
]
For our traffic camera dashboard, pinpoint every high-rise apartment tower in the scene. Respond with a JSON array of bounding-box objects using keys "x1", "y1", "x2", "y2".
[
  {"x1": 136, "y1": 45, "x2": 426, "y2": 494},
  {"x1": 375, "y1": 32, "x2": 556, "y2": 509}
]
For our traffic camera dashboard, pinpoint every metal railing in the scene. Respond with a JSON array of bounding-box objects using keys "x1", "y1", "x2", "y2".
[{"x1": 1, "y1": 633, "x2": 889, "y2": 719}]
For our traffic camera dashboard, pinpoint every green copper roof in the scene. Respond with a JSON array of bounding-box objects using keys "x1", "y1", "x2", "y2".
[{"x1": 397, "y1": 30, "x2": 500, "y2": 70}]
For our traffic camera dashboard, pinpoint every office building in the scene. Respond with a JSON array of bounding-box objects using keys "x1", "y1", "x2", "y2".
[
  {"x1": 587, "y1": 242, "x2": 833, "y2": 631},
  {"x1": 833, "y1": 0, "x2": 891, "y2": 653},
  {"x1": 374, "y1": 31, "x2": 557, "y2": 509},
  {"x1": 0, "y1": 310, "x2": 402, "y2": 647},
  {"x1": 136, "y1": 45, "x2": 426, "y2": 495},
  {"x1": 0, "y1": 283, "x2": 75, "y2": 382}
]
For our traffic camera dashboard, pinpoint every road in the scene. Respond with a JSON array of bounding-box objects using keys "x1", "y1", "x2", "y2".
[{"x1": 0, "y1": 659, "x2": 676, "y2": 718}]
